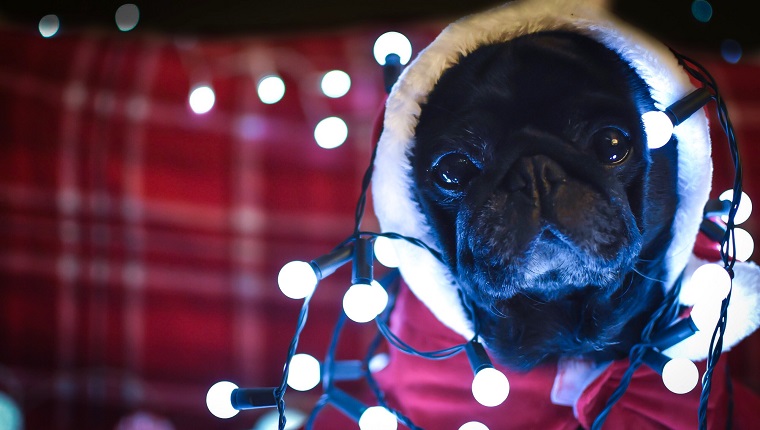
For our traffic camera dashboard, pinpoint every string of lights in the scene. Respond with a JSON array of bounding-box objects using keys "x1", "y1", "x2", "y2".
[{"x1": 205, "y1": 30, "x2": 753, "y2": 430}]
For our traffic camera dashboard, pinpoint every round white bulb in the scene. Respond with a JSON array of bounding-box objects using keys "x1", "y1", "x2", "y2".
[
  {"x1": 0, "y1": 392, "x2": 22, "y2": 430},
  {"x1": 719, "y1": 190, "x2": 752, "y2": 225},
  {"x1": 115, "y1": 4, "x2": 140, "y2": 32},
  {"x1": 689, "y1": 299, "x2": 722, "y2": 332},
  {"x1": 459, "y1": 422, "x2": 490, "y2": 430},
  {"x1": 369, "y1": 353, "x2": 390, "y2": 373},
  {"x1": 287, "y1": 353, "x2": 321, "y2": 391},
  {"x1": 39, "y1": 14, "x2": 60, "y2": 38},
  {"x1": 206, "y1": 381, "x2": 239, "y2": 419},
  {"x1": 314, "y1": 117, "x2": 348, "y2": 149},
  {"x1": 343, "y1": 282, "x2": 387, "y2": 323},
  {"x1": 369, "y1": 280, "x2": 389, "y2": 316},
  {"x1": 662, "y1": 358, "x2": 699, "y2": 394},
  {"x1": 189, "y1": 85, "x2": 215, "y2": 114},
  {"x1": 641, "y1": 110, "x2": 674, "y2": 149},
  {"x1": 359, "y1": 406, "x2": 398, "y2": 430},
  {"x1": 321, "y1": 70, "x2": 351, "y2": 98},
  {"x1": 374, "y1": 236, "x2": 400, "y2": 268},
  {"x1": 257, "y1": 75, "x2": 286, "y2": 104},
  {"x1": 277, "y1": 261, "x2": 318, "y2": 299},
  {"x1": 373, "y1": 32, "x2": 412, "y2": 66},
  {"x1": 471, "y1": 367, "x2": 510, "y2": 407},
  {"x1": 690, "y1": 263, "x2": 731, "y2": 301},
  {"x1": 728, "y1": 227, "x2": 754, "y2": 261}
]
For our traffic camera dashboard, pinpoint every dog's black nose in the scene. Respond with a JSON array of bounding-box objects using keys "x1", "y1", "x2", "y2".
[{"x1": 505, "y1": 155, "x2": 567, "y2": 197}]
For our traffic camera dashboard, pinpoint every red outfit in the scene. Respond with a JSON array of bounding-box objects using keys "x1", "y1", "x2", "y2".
[{"x1": 363, "y1": 283, "x2": 760, "y2": 430}]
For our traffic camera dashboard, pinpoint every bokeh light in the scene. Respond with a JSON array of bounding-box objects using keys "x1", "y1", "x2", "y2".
[
  {"x1": 39, "y1": 14, "x2": 60, "y2": 38},
  {"x1": 721, "y1": 39, "x2": 743, "y2": 64},
  {"x1": 115, "y1": 4, "x2": 140, "y2": 32},
  {"x1": 321, "y1": 70, "x2": 351, "y2": 98},
  {"x1": 257, "y1": 75, "x2": 286, "y2": 104},
  {"x1": 691, "y1": 0, "x2": 713, "y2": 23},
  {"x1": 188, "y1": 85, "x2": 215, "y2": 114},
  {"x1": 314, "y1": 117, "x2": 348, "y2": 149}
]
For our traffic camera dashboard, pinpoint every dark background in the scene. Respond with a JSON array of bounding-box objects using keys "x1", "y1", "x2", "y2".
[{"x1": 1, "y1": 0, "x2": 758, "y2": 51}]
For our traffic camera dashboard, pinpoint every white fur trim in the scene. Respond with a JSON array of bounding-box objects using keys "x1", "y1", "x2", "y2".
[
  {"x1": 372, "y1": 0, "x2": 712, "y2": 338},
  {"x1": 664, "y1": 256, "x2": 760, "y2": 361}
]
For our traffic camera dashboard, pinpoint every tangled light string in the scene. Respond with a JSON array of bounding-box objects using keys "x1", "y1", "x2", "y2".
[{"x1": 206, "y1": 48, "x2": 749, "y2": 430}]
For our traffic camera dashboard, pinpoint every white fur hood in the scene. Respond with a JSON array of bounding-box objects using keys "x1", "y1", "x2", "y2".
[{"x1": 371, "y1": 0, "x2": 760, "y2": 362}]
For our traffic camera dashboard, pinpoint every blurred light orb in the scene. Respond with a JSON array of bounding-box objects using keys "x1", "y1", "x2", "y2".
[
  {"x1": 358, "y1": 406, "x2": 398, "y2": 430},
  {"x1": 691, "y1": 0, "x2": 713, "y2": 23},
  {"x1": 321, "y1": 70, "x2": 351, "y2": 98},
  {"x1": 115, "y1": 4, "x2": 140, "y2": 32},
  {"x1": 287, "y1": 353, "x2": 321, "y2": 391},
  {"x1": 314, "y1": 116, "x2": 348, "y2": 149},
  {"x1": 728, "y1": 228, "x2": 754, "y2": 261},
  {"x1": 39, "y1": 14, "x2": 60, "y2": 38},
  {"x1": 206, "y1": 381, "x2": 239, "y2": 419},
  {"x1": 459, "y1": 422, "x2": 489, "y2": 430},
  {"x1": 471, "y1": 367, "x2": 510, "y2": 407},
  {"x1": 662, "y1": 358, "x2": 699, "y2": 394},
  {"x1": 721, "y1": 39, "x2": 743, "y2": 64},
  {"x1": 691, "y1": 263, "x2": 731, "y2": 301},
  {"x1": 277, "y1": 260, "x2": 318, "y2": 299},
  {"x1": 369, "y1": 353, "x2": 390, "y2": 373},
  {"x1": 189, "y1": 85, "x2": 215, "y2": 114},
  {"x1": 257, "y1": 75, "x2": 286, "y2": 104},
  {"x1": 373, "y1": 236, "x2": 400, "y2": 268},
  {"x1": 719, "y1": 189, "x2": 752, "y2": 224},
  {"x1": 0, "y1": 392, "x2": 22, "y2": 430},
  {"x1": 373, "y1": 31, "x2": 412, "y2": 65}
]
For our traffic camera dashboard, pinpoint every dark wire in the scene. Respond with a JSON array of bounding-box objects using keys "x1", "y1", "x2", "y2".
[
  {"x1": 671, "y1": 49, "x2": 742, "y2": 430},
  {"x1": 590, "y1": 272, "x2": 684, "y2": 429},
  {"x1": 276, "y1": 293, "x2": 313, "y2": 430}
]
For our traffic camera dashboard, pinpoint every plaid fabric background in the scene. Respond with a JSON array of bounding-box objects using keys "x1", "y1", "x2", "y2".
[{"x1": 0, "y1": 21, "x2": 758, "y2": 430}]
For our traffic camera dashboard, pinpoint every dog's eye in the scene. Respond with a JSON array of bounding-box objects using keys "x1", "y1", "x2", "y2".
[
  {"x1": 592, "y1": 127, "x2": 631, "y2": 165},
  {"x1": 432, "y1": 153, "x2": 480, "y2": 191}
]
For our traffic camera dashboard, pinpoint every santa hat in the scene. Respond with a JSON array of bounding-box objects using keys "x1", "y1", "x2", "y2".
[{"x1": 371, "y1": 0, "x2": 760, "y2": 361}]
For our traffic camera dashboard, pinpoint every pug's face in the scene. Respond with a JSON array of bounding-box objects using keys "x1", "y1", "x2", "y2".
[{"x1": 410, "y1": 31, "x2": 679, "y2": 369}]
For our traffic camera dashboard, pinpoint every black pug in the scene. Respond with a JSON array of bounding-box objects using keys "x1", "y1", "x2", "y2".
[{"x1": 410, "y1": 30, "x2": 678, "y2": 370}]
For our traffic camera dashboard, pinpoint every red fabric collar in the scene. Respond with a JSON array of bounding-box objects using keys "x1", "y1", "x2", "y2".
[{"x1": 371, "y1": 281, "x2": 737, "y2": 430}]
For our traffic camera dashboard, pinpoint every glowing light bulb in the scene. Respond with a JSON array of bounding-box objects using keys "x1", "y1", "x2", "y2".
[
  {"x1": 257, "y1": 75, "x2": 286, "y2": 104},
  {"x1": 728, "y1": 228, "x2": 754, "y2": 261},
  {"x1": 115, "y1": 4, "x2": 140, "y2": 32},
  {"x1": 459, "y1": 422, "x2": 490, "y2": 430},
  {"x1": 278, "y1": 261, "x2": 318, "y2": 299},
  {"x1": 373, "y1": 32, "x2": 412, "y2": 65},
  {"x1": 0, "y1": 392, "x2": 22, "y2": 430},
  {"x1": 369, "y1": 353, "x2": 390, "y2": 373},
  {"x1": 206, "y1": 381, "x2": 239, "y2": 419},
  {"x1": 641, "y1": 110, "x2": 674, "y2": 149},
  {"x1": 690, "y1": 263, "x2": 731, "y2": 301},
  {"x1": 690, "y1": 299, "x2": 722, "y2": 332},
  {"x1": 39, "y1": 14, "x2": 60, "y2": 38},
  {"x1": 373, "y1": 236, "x2": 400, "y2": 268},
  {"x1": 253, "y1": 409, "x2": 307, "y2": 430},
  {"x1": 662, "y1": 358, "x2": 699, "y2": 394},
  {"x1": 343, "y1": 281, "x2": 388, "y2": 323},
  {"x1": 287, "y1": 353, "x2": 321, "y2": 391},
  {"x1": 189, "y1": 85, "x2": 215, "y2": 114},
  {"x1": 358, "y1": 406, "x2": 398, "y2": 430},
  {"x1": 314, "y1": 117, "x2": 348, "y2": 149},
  {"x1": 719, "y1": 190, "x2": 752, "y2": 224},
  {"x1": 471, "y1": 367, "x2": 510, "y2": 407},
  {"x1": 321, "y1": 70, "x2": 351, "y2": 98}
]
